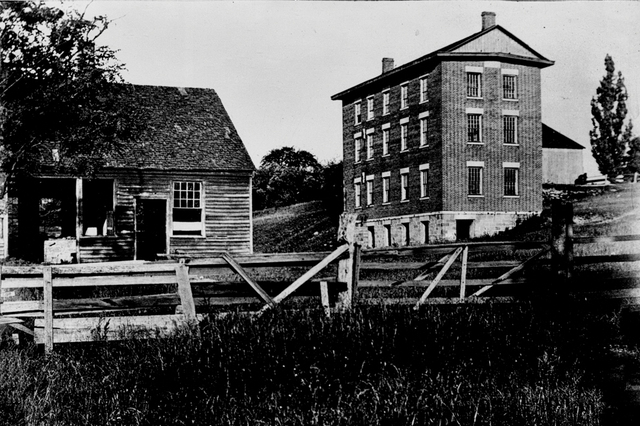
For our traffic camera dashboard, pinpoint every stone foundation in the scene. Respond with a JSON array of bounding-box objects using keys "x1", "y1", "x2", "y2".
[{"x1": 356, "y1": 210, "x2": 539, "y2": 247}]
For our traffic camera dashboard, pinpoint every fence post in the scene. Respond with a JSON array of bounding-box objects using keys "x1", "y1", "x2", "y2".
[
  {"x1": 43, "y1": 266, "x2": 54, "y2": 354},
  {"x1": 550, "y1": 200, "x2": 574, "y2": 282},
  {"x1": 336, "y1": 213, "x2": 360, "y2": 310}
]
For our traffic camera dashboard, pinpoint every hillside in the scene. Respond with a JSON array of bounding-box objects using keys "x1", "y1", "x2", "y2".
[
  {"x1": 253, "y1": 184, "x2": 640, "y2": 253},
  {"x1": 253, "y1": 201, "x2": 340, "y2": 253}
]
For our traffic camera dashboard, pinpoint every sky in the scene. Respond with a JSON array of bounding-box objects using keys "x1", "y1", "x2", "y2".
[{"x1": 69, "y1": 0, "x2": 640, "y2": 175}]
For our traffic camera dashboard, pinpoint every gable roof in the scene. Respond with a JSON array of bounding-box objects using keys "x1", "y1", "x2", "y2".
[
  {"x1": 107, "y1": 85, "x2": 255, "y2": 172},
  {"x1": 332, "y1": 23, "x2": 553, "y2": 101},
  {"x1": 542, "y1": 124, "x2": 585, "y2": 150}
]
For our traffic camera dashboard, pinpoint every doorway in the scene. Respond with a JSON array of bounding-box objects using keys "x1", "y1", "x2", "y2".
[
  {"x1": 135, "y1": 199, "x2": 167, "y2": 260},
  {"x1": 456, "y1": 219, "x2": 474, "y2": 241}
]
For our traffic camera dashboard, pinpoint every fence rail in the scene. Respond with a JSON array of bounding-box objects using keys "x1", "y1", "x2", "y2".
[{"x1": 0, "y1": 205, "x2": 638, "y2": 352}]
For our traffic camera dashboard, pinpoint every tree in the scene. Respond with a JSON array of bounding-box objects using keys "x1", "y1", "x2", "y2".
[
  {"x1": 626, "y1": 134, "x2": 640, "y2": 175},
  {"x1": 590, "y1": 54, "x2": 634, "y2": 180},
  {"x1": 0, "y1": 1, "x2": 144, "y2": 198},
  {"x1": 253, "y1": 147, "x2": 323, "y2": 209}
]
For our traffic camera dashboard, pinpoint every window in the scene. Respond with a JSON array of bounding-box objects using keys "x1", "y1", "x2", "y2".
[
  {"x1": 382, "y1": 128, "x2": 390, "y2": 156},
  {"x1": 173, "y1": 181, "x2": 203, "y2": 236},
  {"x1": 366, "y1": 176, "x2": 374, "y2": 206},
  {"x1": 467, "y1": 72, "x2": 482, "y2": 98},
  {"x1": 468, "y1": 167, "x2": 483, "y2": 196},
  {"x1": 400, "y1": 171, "x2": 409, "y2": 201},
  {"x1": 400, "y1": 122, "x2": 408, "y2": 151},
  {"x1": 503, "y1": 115, "x2": 518, "y2": 145},
  {"x1": 354, "y1": 136, "x2": 362, "y2": 163},
  {"x1": 467, "y1": 114, "x2": 482, "y2": 143},
  {"x1": 400, "y1": 84, "x2": 408, "y2": 109},
  {"x1": 382, "y1": 173, "x2": 390, "y2": 203},
  {"x1": 366, "y1": 132, "x2": 374, "y2": 159},
  {"x1": 504, "y1": 167, "x2": 519, "y2": 196},
  {"x1": 382, "y1": 91, "x2": 390, "y2": 115},
  {"x1": 83, "y1": 179, "x2": 115, "y2": 236},
  {"x1": 354, "y1": 102, "x2": 362, "y2": 124},
  {"x1": 367, "y1": 96, "x2": 374, "y2": 120},
  {"x1": 420, "y1": 166, "x2": 429, "y2": 198},
  {"x1": 420, "y1": 75, "x2": 428, "y2": 103},
  {"x1": 420, "y1": 117, "x2": 429, "y2": 146},
  {"x1": 354, "y1": 181, "x2": 361, "y2": 208},
  {"x1": 503, "y1": 74, "x2": 517, "y2": 100}
]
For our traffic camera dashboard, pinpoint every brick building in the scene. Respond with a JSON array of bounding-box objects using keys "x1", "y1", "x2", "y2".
[{"x1": 331, "y1": 12, "x2": 554, "y2": 246}]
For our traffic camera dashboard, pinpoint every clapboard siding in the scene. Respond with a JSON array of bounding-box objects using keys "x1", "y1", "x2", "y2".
[
  {"x1": 81, "y1": 169, "x2": 252, "y2": 261},
  {"x1": 79, "y1": 236, "x2": 135, "y2": 262}
]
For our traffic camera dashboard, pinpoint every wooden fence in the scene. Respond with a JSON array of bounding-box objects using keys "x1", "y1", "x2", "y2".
[{"x1": 0, "y1": 206, "x2": 638, "y2": 352}]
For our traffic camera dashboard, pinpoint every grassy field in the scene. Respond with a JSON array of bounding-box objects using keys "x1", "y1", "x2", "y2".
[{"x1": 0, "y1": 302, "x2": 628, "y2": 425}]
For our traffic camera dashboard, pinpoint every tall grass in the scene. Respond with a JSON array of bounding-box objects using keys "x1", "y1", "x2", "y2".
[{"x1": 0, "y1": 302, "x2": 618, "y2": 425}]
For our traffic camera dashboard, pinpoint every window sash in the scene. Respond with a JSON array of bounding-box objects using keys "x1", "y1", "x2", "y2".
[
  {"x1": 468, "y1": 167, "x2": 483, "y2": 195},
  {"x1": 367, "y1": 97, "x2": 374, "y2": 120},
  {"x1": 173, "y1": 181, "x2": 203, "y2": 236},
  {"x1": 467, "y1": 114, "x2": 482, "y2": 143},
  {"x1": 503, "y1": 75, "x2": 517, "y2": 99},
  {"x1": 354, "y1": 183, "x2": 361, "y2": 208},
  {"x1": 503, "y1": 116, "x2": 517, "y2": 144},
  {"x1": 504, "y1": 168, "x2": 519, "y2": 196},
  {"x1": 383, "y1": 92, "x2": 390, "y2": 115},
  {"x1": 382, "y1": 177, "x2": 389, "y2": 203},
  {"x1": 400, "y1": 123, "x2": 408, "y2": 150},
  {"x1": 401, "y1": 85, "x2": 408, "y2": 108},
  {"x1": 366, "y1": 134, "x2": 374, "y2": 159},
  {"x1": 366, "y1": 180, "x2": 374, "y2": 205},
  {"x1": 354, "y1": 103, "x2": 361, "y2": 124},
  {"x1": 467, "y1": 73, "x2": 482, "y2": 98},
  {"x1": 401, "y1": 173, "x2": 408, "y2": 200},
  {"x1": 420, "y1": 77, "x2": 428, "y2": 102},
  {"x1": 382, "y1": 129, "x2": 389, "y2": 155},
  {"x1": 420, "y1": 117, "x2": 428, "y2": 146},
  {"x1": 420, "y1": 170, "x2": 429, "y2": 198},
  {"x1": 354, "y1": 137, "x2": 362, "y2": 163}
]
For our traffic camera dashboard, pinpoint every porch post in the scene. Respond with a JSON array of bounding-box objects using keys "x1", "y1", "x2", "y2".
[{"x1": 75, "y1": 178, "x2": 82, "y2": 263}]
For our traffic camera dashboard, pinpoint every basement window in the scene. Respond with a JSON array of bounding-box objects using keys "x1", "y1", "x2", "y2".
[{"x1": 172, "y1": 181, "x2": 204, "y2": 236}]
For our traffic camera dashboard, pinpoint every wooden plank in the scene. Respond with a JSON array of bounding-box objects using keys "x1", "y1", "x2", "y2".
[
  {"x1": 175, "y1": 264, "x2": 197, "y2": 320},
  {"x1": 575, "y1": 254, "x2": 640, "y2": 264},
  {"x1": 574, "y1": 234, "x2": 640, "y2": 244},
  {"x1": 320, "y1": 281, "x2": 330, "y2": 317},
  {"x1": 360, "y1": 278, "x2": 523, "y2": 288},
  {"x1": 415, "y1": 247, "x2": 463, "y2": 308},
  {"x1": 259, "y1": 244, "x2": 349, "y2": 313},
  {"x1": 362, "y1": 240, "x2": 547, "y2": 258},
  {"x1": 1, "y1": 277, "x2": 45, "y2": 289},
  {"x1": 34, "y1": 314, "x2": 202, "y2": 344},
  {"x1": 1, "y1": 300, "x2": 42, "y2": 315},
  {"x1": 460, "y1": 246, "x2": 469, "y2": 301},
  {"x1": 43, "y1": 266, "x2": 53, "y2": 354},
  {"x1": 0, "y1": 317, "x2": 24, "y2": 325},
  {"x1": 220, "y1": 253, "x2": 276, "y2": 308},
  {"x1": 9, "y1": 323, "x2": 34, "y2": 336},
  {"x1": 471, "y1": 247, "x2": 551, "y2": 298}
]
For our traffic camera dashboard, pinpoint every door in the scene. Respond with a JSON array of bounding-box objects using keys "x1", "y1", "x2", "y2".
[
  {"x1": 456, "y1": 219, "x2": 473, "y2": 241},
  {"x1": 135, "y1": 199, "x2": 167, "y2": 260}
]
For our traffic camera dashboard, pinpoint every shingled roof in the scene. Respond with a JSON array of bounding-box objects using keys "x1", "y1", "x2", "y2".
[
  {"x1": 542, "y1": 124, "x2": 585, "y2": 150},
  {"x1": 107, "y1": 85, "x2": 254, "y2": 172}
]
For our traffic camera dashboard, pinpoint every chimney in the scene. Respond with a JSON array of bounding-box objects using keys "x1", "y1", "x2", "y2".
[
  {"x1": 382, "y1": 58, "x2": 394, "y2": 74},
  {"x1": 481, "y1": 11, "x2": 496, "y2": 30}
]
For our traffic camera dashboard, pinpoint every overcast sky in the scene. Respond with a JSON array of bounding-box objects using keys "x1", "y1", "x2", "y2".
[{"x1": 73, "y1": 1, "x2": 640, "y2": 175}]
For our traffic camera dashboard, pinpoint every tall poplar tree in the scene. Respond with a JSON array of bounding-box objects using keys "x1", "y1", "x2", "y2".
[{"x1": 590, "y1": 54, "x2": 633, "y2": 179}]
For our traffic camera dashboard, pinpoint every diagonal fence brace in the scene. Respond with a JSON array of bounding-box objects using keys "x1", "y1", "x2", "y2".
[
  {"x1": 470, "y1": 246, "x2": 551, "y2": 298},
  {"x1": 414, "y1": 247, "x2": 464, "y2": 309},
  {"x1": 220, "y1": 253, "x2": 277, "y2": 308}
]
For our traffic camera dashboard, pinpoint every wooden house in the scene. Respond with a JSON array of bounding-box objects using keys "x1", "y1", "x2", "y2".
[{"x1": 3, "y1": 85, "x2": 255, "y2": 263}]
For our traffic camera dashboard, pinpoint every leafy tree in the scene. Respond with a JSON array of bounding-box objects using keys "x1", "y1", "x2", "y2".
[
  {"x1": 0, "y1": 1, "x2": 144, "y2": 198},
  {"x1": 626, "y1": 134, "x2": 640, "y2": 175},
  {"x1": 319, "y1": 160, "x2": 343, "y2": 217},
  {"x1": 253, "y1": 147, "x2": 323, "y2": 209},
  {"x1": 590, "y1": 54, "x2": 634, "y2": 179}
]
